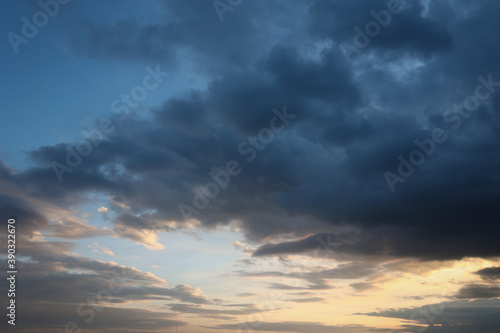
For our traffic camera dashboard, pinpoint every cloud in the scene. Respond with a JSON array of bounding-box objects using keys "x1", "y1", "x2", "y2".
[
  {"x1": 3, "y1": 0, "x2": 500, "y2": 263},
  {"x1": 456, "y1": 284, "x2": 500, "y2": 299},
  {"x1": 243, "y1": 246, "x2": 257, "y2": 254},
  {"x1": 232, "y1": 240, "x2": 245, "y2": 249},
  {"x1": 253, "y1": 227, "x2": 500, "y2": 261},
  {"x1": 0, "y1": 211, "x2": 215, "y2": 331},
  {"x1": 239, "y1": 267, "x2": 334, "y2": 291},
  {"x1": 113, "y1": 224, "x2": 164, "y2": 250},
  {"x1": 169, "y1": 303, "x2": 261, "y2": 320},
  {"x1": 309, "y1": 0, "x2": 454, "y2": 57},
  {"x1": 2, "y1": 302, "x2": 185, "y2": 333},
  {"x1": 0, "y1": 194, "x2": 49, "y2": 236},
  {"x1": 287, "y1": 297, "x2": 326, "y2": 303},
  {"x1": 98, "y1": 206, "x2": 108, "y2": 213},
  {"x1": 64, "y1": 0, "x2": 310, "y2": 75},
  {"x1": 349, "y1": 282, "x2": 377, "y2": 292},
  {"x1": 252, "y1": 233, "x2": 342, "y2": 257},
  {"x1": 475, "y1": 266, "x2": 500, "y2": 280},
  {"x1": 44, "y1": 218, "x2": 114, "y2": 239},
  {"x1": 209, "y1": 321, "x2": 369, "y2": 333},
  {"x1": 362, "y1": 299, "x2": 500, "y2": 333},
  {"x1": 88, "y1": 242, "x2": 115, "y2": 256}
]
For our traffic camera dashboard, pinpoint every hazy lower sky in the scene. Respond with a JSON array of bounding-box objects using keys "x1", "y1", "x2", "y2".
[{"x1": 1, "y1": 1, "x2": 500, "y2": 332}]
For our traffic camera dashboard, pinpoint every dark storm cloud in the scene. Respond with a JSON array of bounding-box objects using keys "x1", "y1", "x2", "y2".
[
  {"x1": 253, "y1": 228, "x2": 500, "y2": 261},
  {"x1": 44, "y1": 218, "x2": 113, "y2": 239},
  {"x1": 349, "y1": 282, "x2": 376, "y2": 292},
  {"x1": 68, "y1": 18, "x2": 177, "y2": 64},
  {"x1": 2, "y1": 0, "x2": 500, "y2": 261},
  {"x1": 263, "y1": 44, "x2": 360, "y2": 108},
  {"x1": 66, "y1": 0, "x2": 308, "y2": 73},
  {"x1": 239, "y1": 269, "x2": 333, "y2": 291},
  {"x1": 0, "y1": 212, "x2": 215, "y2": 331}
]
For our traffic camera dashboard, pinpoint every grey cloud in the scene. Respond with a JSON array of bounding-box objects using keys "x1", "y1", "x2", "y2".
[
  {"x1": 0, "y1": 194, "x2": 48, "y2": 236},
  {"x1": 0, "y1": 302, "x2": 185, "y2": 333},
  {"x1": 169, "y1": 303, "x2": 260, "y2": 319},
  {"x1": 44, "y1": 218, "x2": 114, "y2": 239},
  {"x1": 456, "y1": 284, "x2": 500, "y2": 299},
  {"x1": 209, "y1": 321, "x2": 370, "y2": 333},
  {"x1": 287, "y1": 297, "x2": 326, "y2": 303},
  {"x1": 362, "y1": 299, "x2": 500, "y2": 333},
  {"x1": 3, "y1": 0, "x2": 500, "y2": 262},
  {"x1": 309, "y1": 0, "x2": 454, "y2": 57},
  {"x1": 7, "y1": 1, "x2": 500, "y2": 332},
  {"x1": 475, "y1": 267, "x2": 500, "y2": 280},
  {"x1": 66, "y1": 0, "x2": 307, "y2": 74}
]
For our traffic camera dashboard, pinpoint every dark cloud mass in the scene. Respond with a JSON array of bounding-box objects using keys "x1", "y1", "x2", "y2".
[
  {"x1": 0, "y1": 194, "x2": 48, "y2": 235},
  {"x1": 3, "y1": 0, "x2": 499, "y2": 261},
  {"x1": 456, "y1": 284, "x2": 500, "y2": 299},
  {"x1": 2, "y1": 0, "x2": 500, "y2": 332},
  {"x1": 475, "y1": 266, "x2": 500, "y2": 280}
]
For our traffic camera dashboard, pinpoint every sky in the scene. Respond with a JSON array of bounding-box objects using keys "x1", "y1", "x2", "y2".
[{"x1": 1, "y1": 0, "x2": 500, "y2": 332}]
